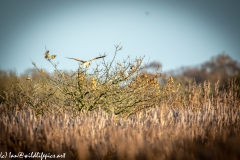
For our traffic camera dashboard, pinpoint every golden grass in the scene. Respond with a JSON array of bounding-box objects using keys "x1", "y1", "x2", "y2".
[
  {"x1": 0, "y1": 91, "x2": 239, "y2": 160},
  {"x1": 0, "y1": 46, "x2": 240, "y2": 159}
]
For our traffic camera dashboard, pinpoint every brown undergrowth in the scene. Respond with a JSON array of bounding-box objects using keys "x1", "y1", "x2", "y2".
[
  {"x1": 0, "y1": 92, "x2": 239, "y2": 160},
  {"x1": 0, "y1": 46, "x2": 240, "y2": 159}
]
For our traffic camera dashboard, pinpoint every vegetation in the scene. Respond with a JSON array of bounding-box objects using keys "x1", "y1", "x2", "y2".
[
  {"x1": 168, "y1": 53, "x2": 240, "y2": 89},
  {"x1": 1, "y1": 45, "x2": 169, "y2": 117},
  {"x1": 0, "y1": 47, "x2": 239, "y2": 159}
]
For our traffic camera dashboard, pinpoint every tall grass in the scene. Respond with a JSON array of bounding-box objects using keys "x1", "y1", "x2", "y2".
[
  {"x1": 0, "y1": 79, "x2": 239, "y2": 160},
  {"x1": 0, "y1": 46, "x2": 239, "y2": 159}
]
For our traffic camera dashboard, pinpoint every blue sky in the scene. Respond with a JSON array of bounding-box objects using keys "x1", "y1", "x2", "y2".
[{"x1": 0, "y1": 1, "x2": 240, "y2": 75}]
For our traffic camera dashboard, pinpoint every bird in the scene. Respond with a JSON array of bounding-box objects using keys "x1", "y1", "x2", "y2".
[
  {"x1": 66, "y1": 55, "x2": 106, "y2": 67},
  {"x1": 44, "y1": 46, "x2": 50, "y2": 59},
  {"x1": 45, "y1": 51, "x2": 50, "y2": 59}
]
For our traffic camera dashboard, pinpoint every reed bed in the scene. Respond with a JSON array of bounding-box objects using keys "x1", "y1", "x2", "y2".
[{"x1": 1, "y1": 97, "x2": 240, "y2": 160}]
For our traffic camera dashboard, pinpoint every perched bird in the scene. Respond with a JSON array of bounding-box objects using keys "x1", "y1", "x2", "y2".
[
  {"x1": 45, "y1": 51, "x2": 50, "y2": 59},
  {"x1": 44, "y1": 46, "x2": 50, "y2": 59},
  {"x1": 66, "y1": 55, "x2": 106, "y2": 67}
]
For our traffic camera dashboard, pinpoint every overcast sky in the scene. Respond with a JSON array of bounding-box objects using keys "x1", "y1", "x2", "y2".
[{"x1": 0, "y1": 1, "x2": 240, "y2": 75}]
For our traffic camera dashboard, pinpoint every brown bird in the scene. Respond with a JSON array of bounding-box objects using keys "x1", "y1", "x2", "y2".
[{"x1": 66, "y1": 55, "x2": 106, "y2": 67}]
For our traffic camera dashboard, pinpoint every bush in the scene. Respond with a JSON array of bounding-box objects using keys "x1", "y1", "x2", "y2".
[{"x1": 1, "y1": 45, "x2": 178, "y2": 117}]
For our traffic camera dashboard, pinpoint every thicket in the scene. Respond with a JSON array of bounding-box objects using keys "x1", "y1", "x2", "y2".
[{"x1": 0, "y1": 45, "x2": 180, "y2": 117}]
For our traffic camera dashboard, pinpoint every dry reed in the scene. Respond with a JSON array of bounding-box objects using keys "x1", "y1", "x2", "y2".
[{"x1": 1, "y1": 87, "x2": 239, "y2": 160}]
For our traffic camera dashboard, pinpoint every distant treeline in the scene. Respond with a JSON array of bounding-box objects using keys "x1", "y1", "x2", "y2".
[{"x1": 165, "y1": 53, "x2": 240, "y2": 89}]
